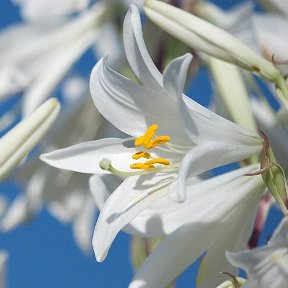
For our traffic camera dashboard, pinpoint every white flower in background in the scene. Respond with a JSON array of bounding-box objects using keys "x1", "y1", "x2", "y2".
[
  {"x1": 215, "y1": 277, "x2": 246, "y2": 288},
  {"x1": 12, "y1": 0, "x2": 91, "y2": 23},
  {"x1": 0, "y1": 1, "x2": 107, "y2": 115},
  {"x1": 0, "y1": 79, "x2": 125, "y2": 253},
  {"x1": 89, "y1": 165, "x2": 265, "y2": 287},
  {"x1": 0, "y1": 252, "x2": 8, "y2": 288},
  {"x1": 0, "y1": 98, "x2": 60, "y2": 181},
  {"x1": 41, "y1": 5, "x2": 262, "y2": 205},
  {"x1": 144, "y1": 0, "x2": 279, "y2": 82},
  {"x1": 259, "y1": 0, "x2": 288, "y2": 18},
  {"x1": 227, "y1": 217, "x2": 288, "y2": 288},
  {"x1": 199, "y1": 1, "x2": 259, "y2": 51},
  {"x1": 253, "y1": 13, "x2": 288, "y2": 75},
  {"x1": 252, "y1": 98, "x2": 288, "y2": 167}
]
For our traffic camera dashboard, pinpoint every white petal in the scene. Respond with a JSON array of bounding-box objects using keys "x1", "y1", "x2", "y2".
[
  {"x1": 72, "y1": 194, "x2": 96, "y2": 254},
  {"x1": 253, "y1": 14, "x2": 288, "y2": 75},
  {"x1": 270, "y1": 217, "x2": 288, "y2": 245},
  {"x1": 92, "y1": 173, "x2": 177, "y2": 262},
  {"x1": 198, "y1": 186, "x2": 259, "y2": 288},
  {"x1": 123, "y1": 5, "x2": 163, "y2": 90},
  {"x1": 22, "y1": 28, "x2": 98, "y2": 116},
  {"x1": 0, "y1": 251, "x2": 8, "y2": 288},
  {"x1": 178, "y1": 92, "x2": 261, "y2": 145},
  {"x1": 162, "y1": 53, "x2": 193, "y2": 100},
  {"x1": 129, "y1": 222, "x2": 220, "y2": 288},
  {"x1": 0, "y1": 98, "x2": 60, "y2": 180},
  {"x1": 40, "y1": 137, "x2": 141, "y2": 174},
  {"x1": 89, "y1": 174, "x2": 122, "y2": 209},
  {"x1": 130, "y1": 174, "x2": 264, "y2": 288},
  {"x1": 175, "y1": 142, "x2": 261, "y2": 201},
  {"x1": 129, "y1": 166, "x2": 251, "y2": 237},
  {"x1": 90, "y1": 58, "x2": 191, "y2": 144}
]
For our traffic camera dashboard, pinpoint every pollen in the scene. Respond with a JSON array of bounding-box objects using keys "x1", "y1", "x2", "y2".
[
  {"x1": 130, "y1": 163, "x2": 155, "y2": 170},
  {"x1": 135, "y1": 124, "x2": 158, "y2": 148},
  {"x1": 131, "y1": 124, "x2": 171, "y2": 171},
  {"x1": 134, "y1": 124, "x2": 170, "y2": 149},
  {"x1": 144, "y1": 158, "x2": 171, "y2": 166},
  {"x1": 146, "y1": 136, "x2": 170, "y2": 149},
  {"x1": 132, "y1": 151, "x2": 152, "y2": 160}
]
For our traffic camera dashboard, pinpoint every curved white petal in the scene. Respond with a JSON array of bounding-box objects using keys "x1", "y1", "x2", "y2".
[
  {"x1": 270, "y1": 217, "x2": 288, "y2": 245},
  {"x1": 162, "y1": 53, "x2": 192, "y2": 100},
  {"x1": 130, "y1": 175, "x2": 264, "y2": 288},
  {"x1": 89, "y1": 174, "x2": 122, "y2": 209},
  {"x1": 198, "y1": 188, "x2": 259, "y2": 288},
  {"x1": 123, "y1": 5, "x2": 163, "y2": 90},
  {"x1": 90, "y1": 59, "x2": 191, "y2": 144},
  {"x1": 92, "y1": 173, "x2": 177, "y2": 262},
  {"x1": 40, "y1": 138, "x2": 142, "y2": 174},
  {"x1": 72, "y1": 193, "x2": 96, "y2": 254},
  {"x1": 175, "y1": 142, "x2": 261, "y2": 201},
  {"x1": 129, "y1": 222, "x2": 219, "y2": 288}
]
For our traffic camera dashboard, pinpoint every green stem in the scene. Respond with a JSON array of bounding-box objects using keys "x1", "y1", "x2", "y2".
[{"x1": 275, "y1": 73, "x2": 288, "y2": 104}]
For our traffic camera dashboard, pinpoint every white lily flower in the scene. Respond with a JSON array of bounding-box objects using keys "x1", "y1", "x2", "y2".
[
  {"x1": 227, "y1": 217, "x2": 288, "y2": 288},
  {"x1": 144, "y1": 0, "x2": 279, "y2": 82},
  {"x1": 41, "y1": 5, "x2": 262, "y2": 204},
  {"x1": 0, "y1": 2, "x2": 107, "y2": 115},
  {"x1": 97, "y1": 165, "x2": 264, "y2": 288},
  {"x1": 0, "y1": 98, "x2": 60, "y2": 181},
  {"x1": 0, "y1": 252, "x2": 7, "y2": 288}
]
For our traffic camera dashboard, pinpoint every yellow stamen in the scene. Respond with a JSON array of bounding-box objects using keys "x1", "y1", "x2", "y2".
[
  {"x1": 130, "y1": 163, "x2": 155, "y2": 170},
  {"x1": 134, "y1": 136, "x2": 145, "y2": 146},
  {"x1": 132, "y1": 151, "x2": 152, "y2": 160},
  {"x1": 135, "y1": 124, "x2": 158, "y2": 147},
  {"x1": 144, "y1": 158, "x2": 171, "y2": 166},
  {"x1": 146, "y1": 136, "x2": 170, "y2": 149}
]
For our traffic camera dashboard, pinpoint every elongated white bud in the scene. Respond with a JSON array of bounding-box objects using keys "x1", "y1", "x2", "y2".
[
  {"x1": 144, "y1": 0, "x2": 280, "y2": 82},
  {"x1": 0, "y1": 98, "x2": 60, "y2": 180}
]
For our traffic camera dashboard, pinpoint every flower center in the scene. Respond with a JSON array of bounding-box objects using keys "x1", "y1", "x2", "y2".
[
  {"x1": 98, "y1": 124, "x2": 178, "y2": 178},
  {"x1": 130, "y1": 124, "x2": 171, "y2": 170}
]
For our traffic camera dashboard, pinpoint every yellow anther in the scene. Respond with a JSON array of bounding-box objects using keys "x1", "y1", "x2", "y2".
[
  {"x1": 144, "y1": 158, "x2": 171, "y2": 166},
  {"x1": 134, "y1": 124, "x2": 170, "y2": 149},
  {"x1": 135, "y1": 124, "x2": 158, "y2": 147},
  {"x1": 130, "y1": 163, "x2": 155, "y2": 170},
  {"x1": 132, "y1": 151, "x2": 152, "y2": 160},
  {"x1": 134, "y1": 135, "x2": 145, "y2": 146},
  {"x1": 142, "y1": 124, "x2": 158, "y2": 148},
  {"x1": 146, "y1": 136, "x2": 170, "y2": 149}
]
